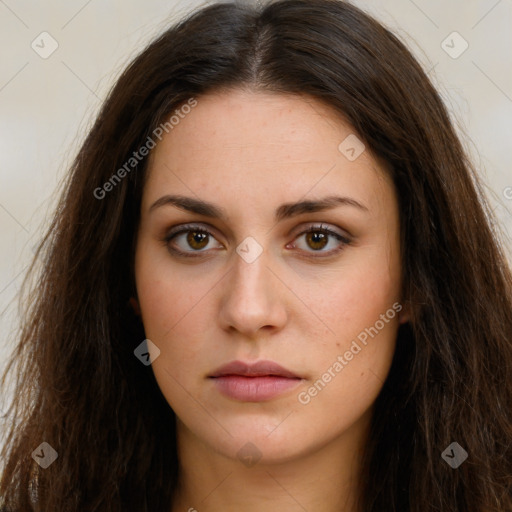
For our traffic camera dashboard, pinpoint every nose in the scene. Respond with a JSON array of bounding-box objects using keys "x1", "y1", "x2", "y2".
[{"x1": 217, "y1": 247, "x2": 288, "y2": 338}]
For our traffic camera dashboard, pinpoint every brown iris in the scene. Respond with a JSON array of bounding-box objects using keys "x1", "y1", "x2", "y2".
[
  {"x1": 187, "y1": 231, "x2": 209, "y2": 250},
  {"x1": 305, "y1": 231, "x2": 328, "y2": 251}
]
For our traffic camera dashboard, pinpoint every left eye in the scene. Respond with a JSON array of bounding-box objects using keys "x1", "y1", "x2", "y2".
[
  {"x1": 163, "y1": 223, "x2": 350, "y2": 258},
  {"x1": 290, "y1": 225, "x2": 351, "y2": 255}
]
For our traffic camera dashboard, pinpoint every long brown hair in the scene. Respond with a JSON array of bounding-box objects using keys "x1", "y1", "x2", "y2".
[{"x1": 1, "y1": 1, "x2": 511, "y2": 510}]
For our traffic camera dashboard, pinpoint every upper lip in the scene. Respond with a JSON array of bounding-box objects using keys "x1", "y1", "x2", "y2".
[{"x1": 209, "y1": 360, "x2": 301, "y2": 379}]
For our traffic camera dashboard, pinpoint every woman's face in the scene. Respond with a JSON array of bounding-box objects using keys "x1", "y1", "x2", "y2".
[{"x1": 134, "y1": 88, "x2": 408, "y2": 464}]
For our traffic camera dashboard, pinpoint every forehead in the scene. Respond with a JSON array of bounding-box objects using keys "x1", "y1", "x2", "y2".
[
  {"x1": 151, "y1": 89, "x2": 353, "y2": 165},
  {"x1": 143, "y1": 88, "x2": 394, "y2": 216}
]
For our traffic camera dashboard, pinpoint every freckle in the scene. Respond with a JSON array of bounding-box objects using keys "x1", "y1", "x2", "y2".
[{"x1": 336, "y1": 342, "x2": 340, "y2": 348}]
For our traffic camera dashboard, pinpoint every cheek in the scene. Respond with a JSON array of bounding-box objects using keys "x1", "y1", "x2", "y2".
[
  {"x1": 295, "y1": 302, "x2": 399, "y2": 438},
  {"x1": 135, "y1": 241, "x2": 216, "y2": 340},
  {"x1": 135, "y1": 256, "x2": 212, "y2": 413},
  {"x1": 297, "y1": 250, "x2": 400, "y2": 410},
  {"x1": 311, "y1": 251, "x2": 400, "y2": 348},
  {"x1": 133, "y1": 246, "x2": 210, "y2": 387},
  {"x1": 137, "y1": 282, "x2": 209, "y2": 368}
]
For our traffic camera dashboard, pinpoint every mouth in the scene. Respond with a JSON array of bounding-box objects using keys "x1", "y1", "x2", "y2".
[{"x1": 208, "y1": 360, "x2": 303, "y2": 402}]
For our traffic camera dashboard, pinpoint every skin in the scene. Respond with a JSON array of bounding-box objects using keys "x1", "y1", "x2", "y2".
[{"x1": 134, "y1": 88, "x2": 410, "y2": 512}]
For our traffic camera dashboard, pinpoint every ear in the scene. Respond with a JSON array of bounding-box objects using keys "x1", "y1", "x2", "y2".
[
  {"x1": 397, "y1": 301, "x2": 411, "y2": 324},
  {"x1": 129, "y1": 296, "x2": 141, "y2": 316}
]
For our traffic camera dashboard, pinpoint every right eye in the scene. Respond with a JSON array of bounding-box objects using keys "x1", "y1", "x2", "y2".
[{"x1": 163, "y1": 224, "x2": 224, "y2": 258}]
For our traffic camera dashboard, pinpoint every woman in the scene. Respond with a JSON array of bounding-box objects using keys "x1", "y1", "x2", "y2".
[{"x1": 1, "y1": 0, "x2": 511, "y2": 510}]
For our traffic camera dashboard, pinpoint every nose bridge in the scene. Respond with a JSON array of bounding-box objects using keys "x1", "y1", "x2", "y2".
[
  {"x1": 218, "y1": 237, "x2": 286, "y2": 334},
  {"x1": 230, "y1": 241, "x2": 270, "y2": 304}
]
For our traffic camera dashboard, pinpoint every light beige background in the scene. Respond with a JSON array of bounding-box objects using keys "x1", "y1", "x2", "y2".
[{"x1": 1, "y1": 0, "x2": 511, "y2": 417}]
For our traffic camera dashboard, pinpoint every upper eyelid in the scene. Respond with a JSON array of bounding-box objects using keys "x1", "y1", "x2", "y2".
[
  {"x1": 164, "y1": 222, "x2": 349, "y2": 239},
  {"x1": 164, "y1": 222, "x2": 351, "y2": 249}
]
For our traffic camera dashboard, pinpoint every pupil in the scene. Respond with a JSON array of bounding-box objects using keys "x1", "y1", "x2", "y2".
[
  {"x1": 188, "y1": 231, "x2": 208, "y2": 249},
  {"x1": 308, "y1": 232, "x2": 327, "y2": 250}
]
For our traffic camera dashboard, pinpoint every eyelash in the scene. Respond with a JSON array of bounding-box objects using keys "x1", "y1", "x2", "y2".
[{"x1": 162, "y1": 223, "x2": 352, "y2": 259}]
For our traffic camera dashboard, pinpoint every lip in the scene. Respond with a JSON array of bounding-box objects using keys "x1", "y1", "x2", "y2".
[
  {"x1": 209, "y1": 360, "x2": 301, "y2": 379},
  {"x1": 208, "y1": 360, "x2": 303, "y2": 402}
]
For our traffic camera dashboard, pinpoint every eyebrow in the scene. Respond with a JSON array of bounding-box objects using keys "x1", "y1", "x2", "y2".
[{"x1": 148, "y1": 194, "x2": 369, "y2": 221}]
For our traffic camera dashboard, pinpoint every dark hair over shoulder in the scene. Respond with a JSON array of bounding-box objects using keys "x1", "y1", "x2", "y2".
[{"x1": 1, "y1": 1, "x2": 511, "y2": 511}]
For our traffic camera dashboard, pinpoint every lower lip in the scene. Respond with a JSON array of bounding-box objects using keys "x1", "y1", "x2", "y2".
[{"x1": 210, "y1": 375, "x2": 302, "y2": 401}]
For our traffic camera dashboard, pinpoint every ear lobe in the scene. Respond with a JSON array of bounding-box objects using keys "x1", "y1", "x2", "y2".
[
  {"x1": 398, "y1": 302, "x2": 411, "y2": 324},
  {"x1": 129, "y1": 296, "x2": 141, "y2": 316}
]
